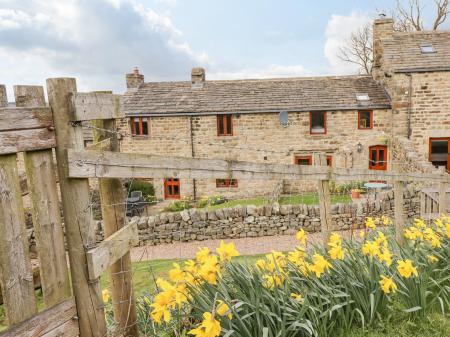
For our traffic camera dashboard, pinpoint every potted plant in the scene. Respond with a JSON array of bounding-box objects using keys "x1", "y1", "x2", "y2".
[{"x1": 351, "y1": 188, "x2": 363, "y2": 199}]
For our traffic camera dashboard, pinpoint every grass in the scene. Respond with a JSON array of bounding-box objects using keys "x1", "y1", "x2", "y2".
[
  {"x1": 206, "y1": 192, "x2": 352, "y2": 211},
  {"x1": 1, "y1": 254, "x2": 449, "y2": 336}
]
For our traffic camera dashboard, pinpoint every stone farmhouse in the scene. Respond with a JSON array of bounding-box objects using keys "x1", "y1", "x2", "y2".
[{"x1": 118, "y1": 16, "x2": 450, "y2": 201}]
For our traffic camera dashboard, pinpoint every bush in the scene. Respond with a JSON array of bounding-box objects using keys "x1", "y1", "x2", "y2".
[
  {"x1": 165, "y1": 200, "x2": 192, "y2": 212},
  {"x1": 141, "y1": 215, "x2": 450, "y2": 337},
  {"x1": 126, "y1": 180, "x2": 155, "y2": 199}
]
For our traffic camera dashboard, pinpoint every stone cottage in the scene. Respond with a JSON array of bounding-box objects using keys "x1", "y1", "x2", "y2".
[{"x1": 119, "y1": 16, "x2": 450, "y2": 201}]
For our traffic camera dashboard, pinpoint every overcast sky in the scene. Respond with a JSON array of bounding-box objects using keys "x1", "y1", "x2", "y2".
[{"x1": 0, "y1": 0, "x2": 448, "y2": 99}]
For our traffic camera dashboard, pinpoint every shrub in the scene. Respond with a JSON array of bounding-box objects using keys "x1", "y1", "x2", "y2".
[
  {"x1": 165, "y1": 200, "x2": 192, "y2": 212},
  {"x1": 126, "y1": 180, "x2": 155, "y2": 199}
]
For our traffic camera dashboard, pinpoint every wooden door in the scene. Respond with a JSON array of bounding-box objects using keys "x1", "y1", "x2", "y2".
[
  {"x1": 164, "y1": 178, "x2": 181, "y2": 199},
  {"x1": 369, "y1": 145, "x2": 387, "y2": 170}
]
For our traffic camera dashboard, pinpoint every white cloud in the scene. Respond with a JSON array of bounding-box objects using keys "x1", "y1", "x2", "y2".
[
  {"x1": 324, "y1": 11, "x2": 371, "y2": 74},
  {"x1": 155, "y1": 0, "x2": 177, "y2": 6},
  {"x1": 208, "y1": 64, "x2": 312, "y2": 80},
  {"x1": 0, "y1": 0, "x2": 209, "y2": 99}
]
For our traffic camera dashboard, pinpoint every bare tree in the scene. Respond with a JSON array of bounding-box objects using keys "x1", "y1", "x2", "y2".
[
  {"x1": 337, "y1": 24, "x2": 373, "y2": 75},
  {"x1": 337, "y1": 0, "x2": 450, "y2": 74}
]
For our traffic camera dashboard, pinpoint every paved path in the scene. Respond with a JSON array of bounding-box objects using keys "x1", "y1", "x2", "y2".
[{"x1": 130, "y1": 229, "x2": 358, "y2": 262}]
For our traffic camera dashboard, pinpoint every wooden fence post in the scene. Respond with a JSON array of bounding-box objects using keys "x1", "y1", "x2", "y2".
[
  {"x1": 92, "y1": 98, "x2": 138, "y2": 336},
  {"x1": 313, "y1": 153, "x2": 332, "y2": 244},
  {"x1": 394, "y1": 180, "x2": 405, "y2": 245},
  {"x1": 439, "y1": 180, "x2": 448, "y2": 215},
  {"x1": 46, "y1": 78, "x2": 107, "y2": 337},
  {"x1": 14, "y1": 85, "x2": 71, "y2": 307}
]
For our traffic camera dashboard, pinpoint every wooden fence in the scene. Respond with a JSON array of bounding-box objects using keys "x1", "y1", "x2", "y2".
[{"x1": 0, "y1": 78, "x2": 449, "y2": 337}]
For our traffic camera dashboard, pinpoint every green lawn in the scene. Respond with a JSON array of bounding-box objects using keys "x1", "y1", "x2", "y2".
[{"x1": 206, "y1": 192, "x2": 351, "y2": 211}]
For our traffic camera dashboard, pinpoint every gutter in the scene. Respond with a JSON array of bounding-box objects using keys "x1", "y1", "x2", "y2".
[
  {"x1": 394, "y1": 66, "x2": 450, "y2": 73},
  {"x1": 189, "y1": 116, "x2": 197, "y2": 200},
  {"x1": 406, "y1": 73, "x2": 413, "y2": 139}
]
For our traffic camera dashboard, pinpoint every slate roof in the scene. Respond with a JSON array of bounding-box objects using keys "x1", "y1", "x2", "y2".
[
  {"x1": 381, "y1": 30, "x2": 450, "y2": 72},
  {"x1": 123, "y1": 75, "x2": 391, "y2": 116}
]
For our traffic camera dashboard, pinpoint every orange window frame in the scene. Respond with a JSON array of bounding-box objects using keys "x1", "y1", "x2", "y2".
[
  {"x1": 326, "y1": 155, "x2": 332, "y2": 167},
  {"x1": 369, "y1": 145, "x2": 388, "y2": 170},
  {"x1": 358, "y1": 110, "x2": 373, "y2": 129},
  {"x1": 164, "y1": 178, "x2": 181, "y2": 199},
  {"x1": 216, "y1": 179, "x2": 238, "y2": 188},
  {"x1": 130, "y1": 117, "x2": 149, "y2": 136},
  {"x1": 217, "y1": 114, "x2": 233, "y2": 136},
  {"x1": 429, "y1": 137, "x2": 450, "y2": 172},
  {"x1": 310, "y1": 111, "x2": 327, "y2": 134},
  {"x1": 294, "y1": 155, "x2": 312, "y2": 165}
]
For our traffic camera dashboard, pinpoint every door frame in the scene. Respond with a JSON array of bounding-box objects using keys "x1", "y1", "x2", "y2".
[
  {"x1": 429, "y1": 137, "x2": 450, "y2": 172},
  {"x1": 164, "y1": 178, "x2": 181, "y2": 199},
  {"x1": 369, "y1": 145, "x2": 388, "y2": 170}
]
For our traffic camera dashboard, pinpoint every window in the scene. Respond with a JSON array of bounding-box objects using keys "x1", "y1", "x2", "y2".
[
  {"x1": 164, "y1": 178, "x2": 180, "y2": 199},
  {"x1": 326, "y1": 155, "x2": 332, "y2": 167},
  {"x1": 216, "y1": 179, "x2": 238, "y2": 188},
  {"x1": 369, "y1": 145, "x2": 387, "y2": 170},
  {"x1": 217, "y1": 115, "x2": 233, "y2": 136},
  {"x1": 130, "y1": 117, "x2": 149, "y2": 136},
  {"x1": 358, "y1": 110, "x2": 373, "y2": 129},
  {"x1": 420, "y1": 44, "x2": 436, "y2": 54},
  {"x1": 429, "y1": 138, "x2": 450, "y2": 172},
  {"x1": 356, "y1": 94, "x2": 370, "y2": 101},
  {"x1": 310, "y1": 111, "x2": 326, "y2": 134},
  {"x1": 294, "y1": 155, "x2": 312, "y2": 165}
]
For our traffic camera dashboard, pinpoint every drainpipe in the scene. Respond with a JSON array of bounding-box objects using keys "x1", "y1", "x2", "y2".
[
  {"x1": 406, "y1": 73, "x2": 412, "y2": 139},
  {"x1": 189, "y1": 116, "x2": 197, "y2": 200}
]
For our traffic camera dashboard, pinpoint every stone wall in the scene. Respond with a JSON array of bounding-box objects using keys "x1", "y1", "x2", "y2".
[{"x1": 95, "y1": 186, "x2": 420, "y2": 246}]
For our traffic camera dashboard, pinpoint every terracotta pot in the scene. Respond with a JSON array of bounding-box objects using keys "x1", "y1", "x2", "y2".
[{"x1": 351, "y1": 190, "x2": 360, "y2": 199}]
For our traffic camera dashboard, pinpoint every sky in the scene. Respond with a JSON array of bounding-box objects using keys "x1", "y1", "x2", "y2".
[{"x1": 0, "y1": 0, "x2": 448, "y2": 99}]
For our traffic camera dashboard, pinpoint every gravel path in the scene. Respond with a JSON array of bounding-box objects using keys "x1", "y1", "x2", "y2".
[{"x1": 130, "y1": 229, "x2": 358, "y2": 262}]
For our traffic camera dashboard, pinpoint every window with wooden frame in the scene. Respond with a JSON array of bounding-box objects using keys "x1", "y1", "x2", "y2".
[
  {"x1": 358, "y1": 110, "x2": 373, "y2": 129},
  {"x1": 369, "y1": 145, "x2": 388, "y2": 170},
  {"x1": 294, "y1": 155, "x2": 312, "y2": 165},
  {"x1": 216, "y1": 179, "x2": 238, "y2": 188},
  {"x1": 326, "y1": 155, "x2": 332, "y2": 167},
  {"x1": 217, "y1": 114, "x2": 233, "y2": 136},
  {"x1": 310, "y1": 111, "x2": 326, "y2": 134},
  {"x1": 429, "y1": 137, "x2": 450, "y2": 172},
  {"x1": 130, "y1": 117, "x2": 149, "y2": 136}
]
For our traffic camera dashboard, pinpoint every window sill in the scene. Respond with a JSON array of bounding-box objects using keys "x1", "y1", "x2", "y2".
[{"x1": 131, "y1": 135, "x2": 150, "y2": 139}]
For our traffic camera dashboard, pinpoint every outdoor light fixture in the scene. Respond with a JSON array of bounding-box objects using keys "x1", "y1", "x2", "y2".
[{"x1": 357, "y1": 142, "x2": 363, "y2": 153}]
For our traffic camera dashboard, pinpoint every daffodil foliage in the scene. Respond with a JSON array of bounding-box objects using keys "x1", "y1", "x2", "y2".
[{"x1": 136, "y1": 215, "x2": 450, "y2": 337}]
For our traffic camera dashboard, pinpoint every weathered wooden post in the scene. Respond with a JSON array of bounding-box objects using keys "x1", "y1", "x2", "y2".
[
  {"x1": 439, "y1": 179, "x2": 448, "y2": 215},
  {"x1": 0, "y1": 87, "x2": 37, "y2": 325},
  {"x1": 394, "y1": 180, "x2": 405, "y2": 245},
  {"x1": 14, "y1": 85, "x2": 71, "y2": 307},
  {"x1": 92, "y1": 95, "x2": 138, "y2": 337},
  {"x1": 46, "y1": 78, "x2": 107, "y2": 337},
  {"x1": 313, "y1": 153, "x2": 332, "y2": 244}
]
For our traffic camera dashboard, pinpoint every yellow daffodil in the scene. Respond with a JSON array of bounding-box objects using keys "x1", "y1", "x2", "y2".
[
  {"x1": 188, "y1": 312, "x2": 221, "y2": 337},
  {"x1": 198, "y1": 255, "x2": 220, "y2": 285},
  {"x1": 434, "y1": 218, "x2": 444, "y2": 228},
  {"x1": 102, "y1": 289, "x2": 110, "y2": 303},
  {"x1": 359, "y1": 230, "x2": 366, "y2": 239},
  {"x1": 379, "y1": 275, "x2": 397, "y2": 294},
  {"x1": 446, "y1": 223, "x2": 450, "y2": 238},
  {"x1": 375, "y1": 231, "x2": 388, "y2": 248},
  {"x1": 328, "y1": 244, "x2": 345, "y2": 260},
  {"x1": 196, "y1": 247, "x2": 211, "y2": 263},
  {"x1": 414, "y1": 218, "x2": 427, "y2": 229},
  {"x1": 328, "y1": 232, "x2": 342, "y2": 247},
  {"x1": 381, "y1": 215, "x2": 392, "y2": 226},
  {"x1": 151, "y1": 291, "x2": 172, "y2": 323},
  {"x1": 169, "y1": 263, "x2": 185, "y2": 283},
  {"x1": 423, "y1": 227, "x2": 441, "y2": 248},
  {"x1": 296, "y1": 229, "x2": 307, "y2": 245},
  {"x1": 216, "y1": 241, "x2": 239, "y2": 262},
  {"x1": 308, "y1": 254, "x2": 332, "y2": 278},
  {"x1": 404, "y1": 226, "x2": 423, "y2": 241},
  {"x1": 362, "y1": 240, "x2": 380, "y2": 257},
  {"x1": 377, "y1": 247, "x2": 393, "y2": 267},
  {"x1": 365, "y1": 217, "x2": 376, "y2": 230},
  {"x1": 291, "y1": 293, "x2": 304, "y2": 303},
  {"x1": 397, "y1": 259, "x2": 418, "y2": 278},
  {"x1": 216, "y1": 300, "x2": 232, "y2": 319},
  {"x1": 427, "y1": 255, "x2": 438, "y2": 263}
]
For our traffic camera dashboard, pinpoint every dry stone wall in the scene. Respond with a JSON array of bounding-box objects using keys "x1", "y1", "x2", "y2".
[{"x1": 95, "y1": 186, "x2": 421, "y2": 246}]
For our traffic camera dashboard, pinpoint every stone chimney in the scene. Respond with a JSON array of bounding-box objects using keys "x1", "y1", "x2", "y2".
[
  {"x1": 373, "y1": 14, "x2": 394, "y2": 79},
  {"x1": 191, "y1": 67, "x2": 205, "y2": 88},
  {"x1": 126, "y1": 67, "x2": 144, "y2": 90},
  {"x1": 0, "y1": 85, "x2": 7, "y2": 107}
]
